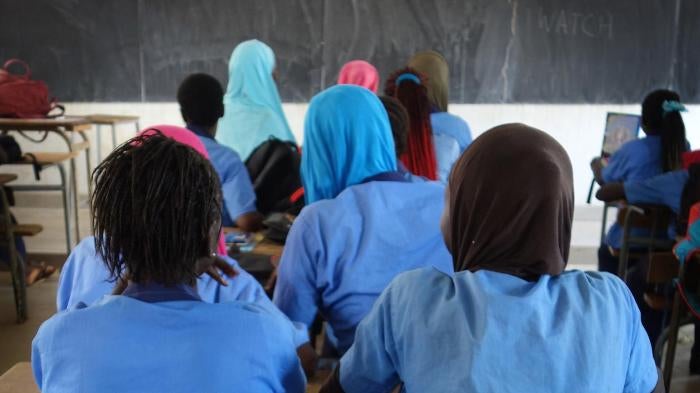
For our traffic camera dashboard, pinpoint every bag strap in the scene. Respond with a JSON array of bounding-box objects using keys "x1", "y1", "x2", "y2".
[
  {"x1": 22, "y1": 153, "x2": 42, "y2": 181},
  {"x1": 17, "y1": 130, "x2": 50, "y2": 143},
  {"x1": 2, "y1": 59, "x2": 30, "y2": 79},
  {"x1": 46, "y1": 104, "x2": 65, "y2": 119}
]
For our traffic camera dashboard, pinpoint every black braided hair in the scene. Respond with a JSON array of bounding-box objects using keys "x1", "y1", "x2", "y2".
[{"x1": 91, "y1": 132, "x2": 222, "y2": 286}]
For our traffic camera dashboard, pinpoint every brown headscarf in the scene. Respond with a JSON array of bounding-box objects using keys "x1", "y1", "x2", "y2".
[
  {"x1": 407, "y1": 51, "x2": 449, "y2": 112},
  {"x1": 446, "y1": 124, "x2": 574, "y2": 280}
]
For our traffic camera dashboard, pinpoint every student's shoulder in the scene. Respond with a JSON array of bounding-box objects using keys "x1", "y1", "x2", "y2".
[
  {"x1": 206, "y1": 138, "x2": 245, "y2": 162},
  {"x1": 350, "y1": 178, "x2": 445, "y2": 199},
  {"x1": 556, "y1": 270, "x2": 635, "y2": 305},
  {"x1": 619, "y1": 136, "x2": 660, "y2": 156},
  {"x1": 384, "y1": 267, "x2": 452, "y2": 302},
  {"x1": 212, "y1": 300, "x2": 300, "y2": 340},
  {"x1": 34, "y1": 298, "x2": 110, "y2": 343}
]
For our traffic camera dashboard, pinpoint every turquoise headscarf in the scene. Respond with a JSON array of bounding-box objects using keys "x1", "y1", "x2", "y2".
[
  {"x1": 216, "y1": 39, "x2": 296, "y2": 161},
  {"x1": 302, "y1": 85, "x2": 397, "y2": 204}
]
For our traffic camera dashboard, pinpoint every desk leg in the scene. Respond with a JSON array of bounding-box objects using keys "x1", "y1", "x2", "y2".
[
  {"x1": 78, "y1": 131, "x2": 93, "y2": 198},
  {"x1": 69, "y1": 156, "x2": 80, "y2": 243},
  {"x1": 96, "y1": 124, "x2": 102, "y2": 163},
  {"x1": 57, "y1": 164, "x2": 71, "y2": 253},
  {"x1": 54, "y1": 130, "x2": 80, "y2": 247},
  {"x1": 111, "y1": 124, "x2": 117, "y2": 150},
  {"x1": 135, "y1": 121, "x2": 140, "y2": 134}
]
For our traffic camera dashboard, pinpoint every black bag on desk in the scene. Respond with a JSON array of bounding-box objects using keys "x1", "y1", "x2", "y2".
[
  {"x1": 245, "y1": 138, "x2": 305, "y2": 216},
  {"x1": 0, "y1": 134, "x2": 22, "y2": 163}
]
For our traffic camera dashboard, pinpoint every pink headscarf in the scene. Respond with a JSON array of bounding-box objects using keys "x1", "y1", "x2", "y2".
[
  {"x1": 138, "y1": 125, "x2": 227, "y2": 256},
  {"x1": 337, "y1": 60, "x2": 380, "y2": 93}
]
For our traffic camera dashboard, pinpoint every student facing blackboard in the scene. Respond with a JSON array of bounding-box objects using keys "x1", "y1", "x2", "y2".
[
  {"x1": 591, "y1": 89, "x2": 688, "y2": 253},
  {"x1": 590, "y1": 89, "x2": 688, "y2": 350},
  {"x1": 32, "y1": 134, "x2": 306, "y2": 392}
]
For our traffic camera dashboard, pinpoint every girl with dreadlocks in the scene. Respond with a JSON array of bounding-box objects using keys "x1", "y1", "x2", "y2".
[
  {"x1": 33, "y1": 131, "x2": 306, "y2": 392},
  {"x1": 385, "y1": 67, "x2": 460, "y2": 182},
  {"x1": 273, "y1": 85, "x2": 452, "y2": 356}
]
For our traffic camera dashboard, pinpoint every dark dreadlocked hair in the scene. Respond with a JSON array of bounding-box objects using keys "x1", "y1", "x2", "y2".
[
  {"x1": 385, "y1": 67, "x2": 438, "y2": 180},
  {"x1": 379, "y1": 95, "x2": 409, "y2": 156},
  {"x1": 91, "y1": 133, "x2": 222, "y2": 286}
]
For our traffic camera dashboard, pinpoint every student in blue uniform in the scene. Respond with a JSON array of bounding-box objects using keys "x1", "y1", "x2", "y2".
[
  {"x1": 385, "y1": 68, "x2": 460, "y2": 182},
  {"x1": 273, "y1": 85, "x2": 453, "y2": 356},
  {"x1": 408, "y1": 51, "x2": 472, "y2": 150},
  {"x1": 217, "y1": 39, "x2": 296, "y2": 161},
  {"x1": 177, "y1": 73, "x2": 263, "y2": 231},
  {"x1": 321, "y1": 124, "x2": 662, "y2": 393},
  {"x1": 32, "y1": 134, "x2": 306, "y2": 393},
  {"x1": 597, "y1": 150, "x2": 700, "y2": 374},
  {"x1": 591, "y1": 90, "x2": 688, "y2": 273}
]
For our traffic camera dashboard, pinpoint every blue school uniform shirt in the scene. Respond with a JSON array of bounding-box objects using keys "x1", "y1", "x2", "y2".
[
  {"x1": 625, "y1": 170, "x2": 688, "y2": 215},
  {"x1": 188, "y1": 125, "x2": 257, "y2": 226},
  {"x1": 33, "y1": 287, "x2": 306, "y2": 393},
  {"x1": 273, "y1": 180, "x2": 453, "y2": 354},
  {"x1": 430, "y1": 112, "x2": 472, "y2": 182},
  {"x1": 339, "y1": 268, "x2": 658, "y2": 393},
  {"x1": 432, "y1": 133, "x2": 461, "y2": 183},
  {"x1": 601, "y1": 136, "x2": 663, "y2": 249},
  {"x1": 624, "y1": 170, "x2": 689, "y2": 239},
  {"x1": 56, "y1": 236, "x2": 308, "y2": 347}
]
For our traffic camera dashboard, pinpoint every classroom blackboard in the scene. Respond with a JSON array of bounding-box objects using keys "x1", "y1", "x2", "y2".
[{"x1": 0, "y1": 0, "x2": 697, "y2": 103}]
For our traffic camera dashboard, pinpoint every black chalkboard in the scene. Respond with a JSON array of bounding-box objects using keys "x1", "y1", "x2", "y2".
[
  {"x1": 140, "y1": 0, "x2": 324, "y2": 101},
  {"x1": 676, "y1": 0, "x2": 700, "y2": 103},
  {"x1": 0, "y1": 0, "x2": 697, "y2": 103},
  {"x1": 0, "y1": 0, "x2": 141, "y2": 101}
]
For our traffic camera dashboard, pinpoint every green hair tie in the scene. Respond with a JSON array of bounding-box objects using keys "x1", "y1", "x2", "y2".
[{"x1": 662, "y1": 100, "x2": 688, "y2": 117}]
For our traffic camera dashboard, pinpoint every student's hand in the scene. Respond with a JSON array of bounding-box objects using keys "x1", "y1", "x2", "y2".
[
  {"x1": 590, "y1": 157, "x2": 607, "y2": 185},
  {"x1": 199, "y1": 256, "x2": 239, "y2": 287}
]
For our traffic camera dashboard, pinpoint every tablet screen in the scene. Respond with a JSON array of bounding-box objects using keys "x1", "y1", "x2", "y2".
[{"x1": 602, "y1": 113, "x2": 641, "y2": 157}]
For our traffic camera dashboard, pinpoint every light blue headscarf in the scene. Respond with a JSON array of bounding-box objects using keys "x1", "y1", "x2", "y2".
[
  {"x1": 216, "y1": 39, "x2": 296, "y2": 161},
  {"x1": 302, "y1": 85, "x2": 397, "y2": 204}
]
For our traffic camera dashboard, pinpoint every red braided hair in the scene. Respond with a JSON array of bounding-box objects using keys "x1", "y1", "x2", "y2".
[{"x1": 385, "y1": 68, "x2": 437, "y2": 180}]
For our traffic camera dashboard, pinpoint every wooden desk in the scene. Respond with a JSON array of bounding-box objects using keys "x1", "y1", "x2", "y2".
[
  {"x1": 85, "y1": 114, "x2": 140, "y2": 161},
  {"x1": 222, "y1": 228, "x2": 284, "y2": 257},
  {"x1": 0, "y1": 116, "x2": 93, "y2": 248},
  {"x1": 0, "y1": 363, "x2": 39, "y2": 393}
]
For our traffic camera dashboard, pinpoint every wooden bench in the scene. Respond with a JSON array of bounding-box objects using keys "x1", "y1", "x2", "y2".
[{"x1": 0, "y1": 363, "x2": 38, "y2": 393}]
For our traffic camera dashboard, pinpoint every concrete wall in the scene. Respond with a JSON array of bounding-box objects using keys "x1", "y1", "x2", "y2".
[{"x1": 9, "y1": 102, "x2": 700, "y2": 205}]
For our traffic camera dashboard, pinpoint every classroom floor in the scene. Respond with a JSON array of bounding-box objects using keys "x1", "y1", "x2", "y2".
[{"x1": 2, "y1": 201, "x2": 699, "y2": 391}]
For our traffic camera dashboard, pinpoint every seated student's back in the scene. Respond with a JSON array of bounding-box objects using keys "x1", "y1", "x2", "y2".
[
  {"x1": 177, "y1": 73, "x2": 262, "y2": 231},
  {"x1": 56, "y1": 236, "x2": 297, "y2": 335},
  {"x1": 322, "y1": 124, "x2": 660, "y2": 393},
  {"x1": 273, "y1": 85, "x2": 453, "y2": 355},
  {"x1": 594, "y1": 90, "x2": 689, "y2": 267},
  {"x1": 32, "y1": 133, "x2": 305, "y2": 393},
  {"x1": 408, "y1": 51, "x2": 473, "y2": 153}
]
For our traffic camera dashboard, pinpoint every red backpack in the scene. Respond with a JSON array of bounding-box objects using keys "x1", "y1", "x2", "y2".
[{"x1": 0, "y1": 59, "x2": 63, "y2": 118}]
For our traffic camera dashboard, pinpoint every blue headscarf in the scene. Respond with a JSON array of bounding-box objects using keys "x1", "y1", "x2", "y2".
[
  {"x1": 216, "y1": 39, "x2": 296, "y2": 161},
  {"x1": 302, "y1": 85, "x2": 397, "y2": 204}
]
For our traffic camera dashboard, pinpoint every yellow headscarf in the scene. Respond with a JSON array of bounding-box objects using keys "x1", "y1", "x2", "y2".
[{"x1": 408, "y1": 51, "x2": 449, "y2": 112}]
